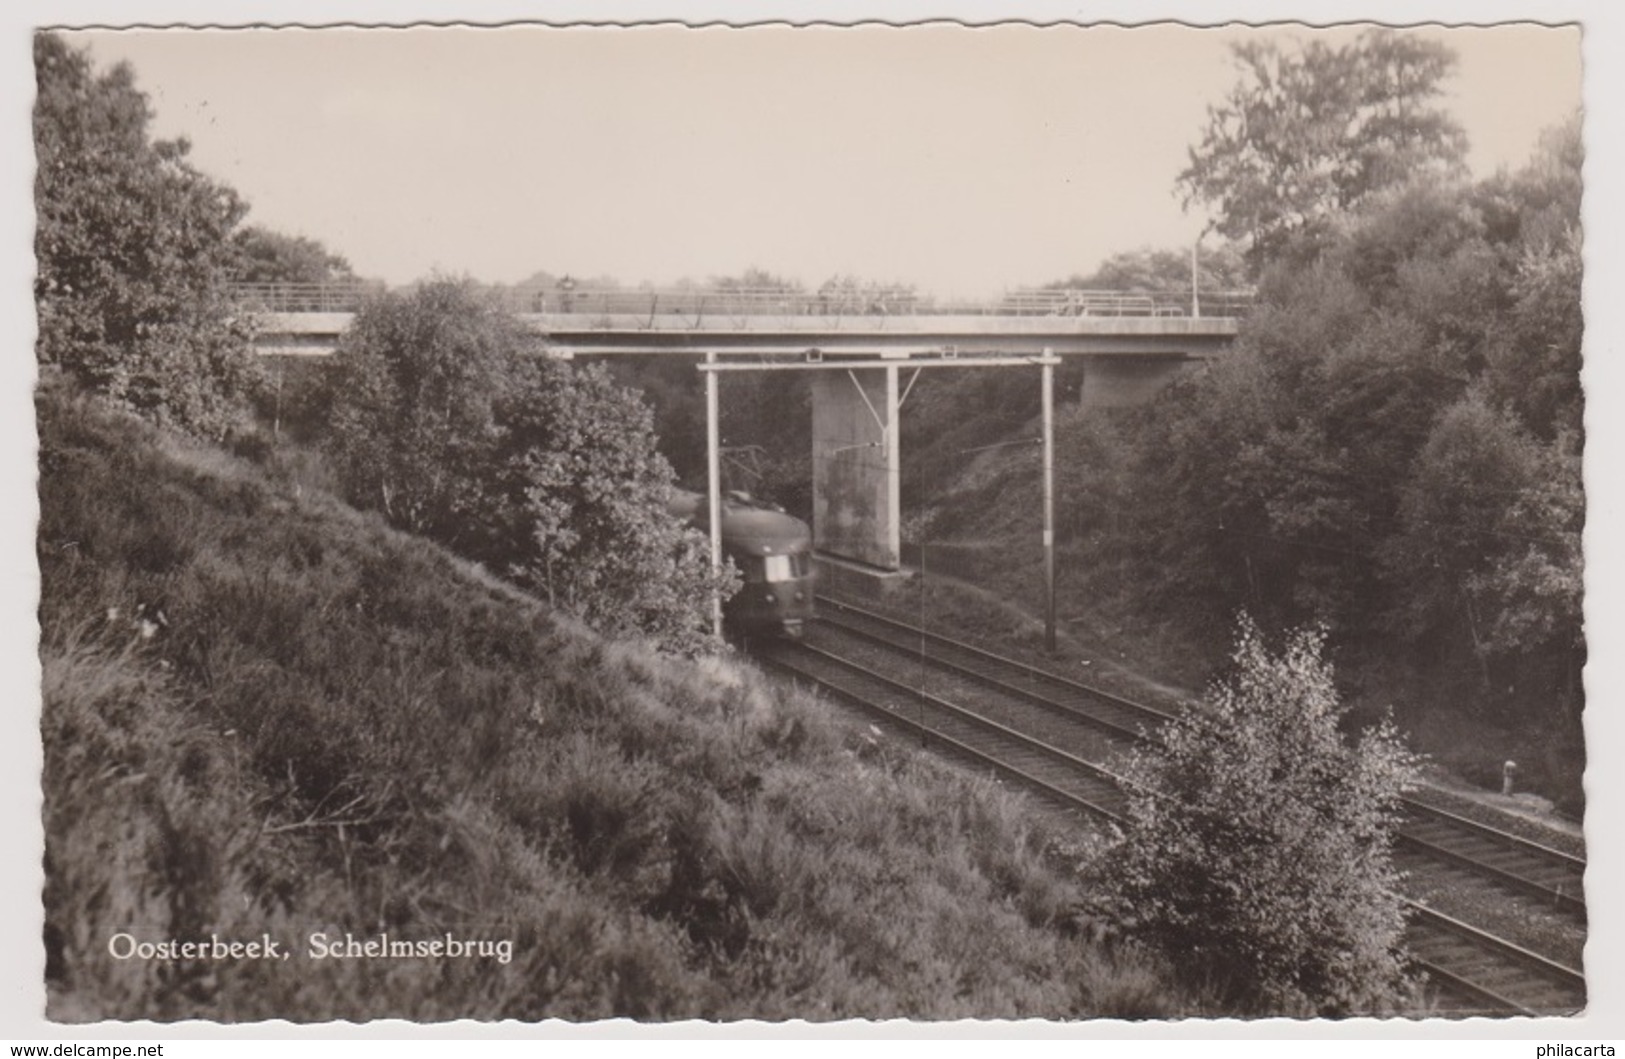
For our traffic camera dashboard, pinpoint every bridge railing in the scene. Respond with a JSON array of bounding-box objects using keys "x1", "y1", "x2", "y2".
[
  {"x1": 232, "y1": 282, "x2": 1255, "y2": 319},
  {"x1": 1191, "y1": 290, "x2": 1257, "y2": 317},
  {"x1": 232, "y1": 280, "x2": 388, "y2": 313},
  {"x1": 984, "y1": 288, "x2": 1257, "y2": 318},
  {"x1": 495, "y1": 285, "x2": 923, "y2": 319}
]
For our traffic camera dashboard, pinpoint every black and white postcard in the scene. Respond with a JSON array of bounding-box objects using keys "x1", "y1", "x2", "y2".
[{"x1": 7, "y1": 0, "x2": 1619, "y2": 1046}]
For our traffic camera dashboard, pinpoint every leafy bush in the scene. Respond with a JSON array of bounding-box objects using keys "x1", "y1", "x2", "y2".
[
  {"x1": 1099, "y1": 616, "x2": 1420, "y2": 1015},
  {"x1": 321, "y1": 279, "x2": 731, "y2": 652}
]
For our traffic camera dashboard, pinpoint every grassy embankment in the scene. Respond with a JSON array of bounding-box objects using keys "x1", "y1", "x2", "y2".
[{"x1": 38, "y1": 386, "x2": 1197, "y2": 1022}]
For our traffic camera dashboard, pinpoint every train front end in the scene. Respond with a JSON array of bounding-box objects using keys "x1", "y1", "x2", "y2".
[
  {"x1": 669, "y1": 489, "x2": 816, "y2": 638},
  {"x1": 719, "y1": 500, "x2": 816, "y2": 637}
]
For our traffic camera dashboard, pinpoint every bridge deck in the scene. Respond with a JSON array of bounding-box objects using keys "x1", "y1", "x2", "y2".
[{"x1": 252, "y1": 311, "x2": 1239, "y2": 357}]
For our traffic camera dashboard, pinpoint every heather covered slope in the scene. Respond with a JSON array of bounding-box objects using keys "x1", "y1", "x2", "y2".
[{"x1": 37, "y1": 387, "x2": 1185, "y2": 1022}]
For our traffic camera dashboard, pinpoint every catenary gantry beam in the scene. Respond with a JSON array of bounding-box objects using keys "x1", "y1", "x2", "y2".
[{"x1": 698, "y1": 351, "x2": 1059, "y2": 646}]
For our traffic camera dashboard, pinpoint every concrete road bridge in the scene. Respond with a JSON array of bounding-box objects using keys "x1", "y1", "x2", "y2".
[
  {"x1": 239, "y1": 281, "x2": 1251, "y2": 639},
  {"x1": 239, "y1": 281, "x2": 1248, "y2": 408}
]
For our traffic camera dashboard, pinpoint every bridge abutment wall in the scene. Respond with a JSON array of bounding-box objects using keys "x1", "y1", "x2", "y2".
[
  {"x1": 810, "y1": 367, "x2": 902, "y2": 571},
  {"x1": 1076, "y1": 355, "x2": 1200, "y2": 409}
]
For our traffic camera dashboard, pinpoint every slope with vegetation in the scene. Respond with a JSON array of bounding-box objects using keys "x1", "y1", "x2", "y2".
[{"x1": 39, "y1": 384, "x2": 1200, "y2": 1021}]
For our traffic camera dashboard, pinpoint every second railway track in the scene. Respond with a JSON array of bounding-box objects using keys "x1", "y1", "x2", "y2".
[
  {"x1": 817, "y1": 595, "x2": 1586, "y2": 922},
  {"x1": 759, "y1": 598, "x2": 1586, "y2": 1016}
]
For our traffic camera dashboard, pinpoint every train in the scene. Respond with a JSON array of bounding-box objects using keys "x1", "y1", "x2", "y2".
[{"x1": 668, "y1": 488, "x2": 816, "y2": 638}]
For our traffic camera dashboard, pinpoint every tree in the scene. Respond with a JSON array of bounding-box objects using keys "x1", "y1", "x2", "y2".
[
  {"x1": 492, "y1": 362, "x2": 736, "y2": 651},
  {"x1": 1481, "y1": 116, "x2": 1584, "y2": 443},
  {"x1": 816, "y1": 273, "x2": 915, "y2": 315},
  {"x1": 1101, "y1": 617, "x2": 1419, "y2": 1015},
  {"x1": 322, "y1": 280, "x2": 526, "y2": 548},
  {"x1": 1139, "y1": 144, "x2": 1579, "y2": 635},
  {"x1": 710, "y1": 266, "x2": 802, "y2": 294},
  {"x1": 602, "y1": 356, "x2": 710, "y2": 485},
  {"x1": 231, "y1": 225, "x2": 356, "y2": 285},
  {"x1": 34, "y1": 33, "x2": 260, "y2": 438},
  {"x1": 1046, "y1": 118, "x2": 1583, "y2": 809},
  {"x1": 1380, "y1": 393, "x2": 1582, "y2": 687},
  {"x1": 1178, "y1": 30, "x2": 1467, "y2": 268},
  {"x1": 323, "y1": 279, "x2": 730, "y2": 652},
  {"x1": 1491, "y1": 225, "x2": 1582, "y2": 443},
  {"x1": 1049, "y1": 243, "x2": 1250, "y2": 293}
]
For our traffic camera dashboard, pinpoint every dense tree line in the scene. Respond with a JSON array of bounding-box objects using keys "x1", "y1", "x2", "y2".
[
  {"x1": 1079, "y1": 35, "x2": 1582, "y2": 1003},
  {"x1": 1043, "y1": 242, "x2": 1251, "y2": 295},
  {"x1": 1046, "y1": 30, "x2": 1585, "y2": 742},
  {"x1": 1062, "y1": 117, "x2": 1583, "y2": 733}
]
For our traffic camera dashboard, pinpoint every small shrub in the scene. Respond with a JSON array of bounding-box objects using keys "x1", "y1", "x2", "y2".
[{"x1": 1099, "y1": 614, "x2": 1422, "y2": 1015}]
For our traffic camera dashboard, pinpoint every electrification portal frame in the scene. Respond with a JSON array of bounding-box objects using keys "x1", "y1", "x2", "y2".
[{"x1": 697, "y1": 347, "x2": 1062, "y2": 650}]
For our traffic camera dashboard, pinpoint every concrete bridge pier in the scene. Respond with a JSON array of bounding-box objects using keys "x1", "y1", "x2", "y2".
[
  {"x1": 810, "y1": 366, "x2": 902, "y2": 571},
  {"x1": 1076, "y1": 354, "x2": 1201, "y2": 409}
]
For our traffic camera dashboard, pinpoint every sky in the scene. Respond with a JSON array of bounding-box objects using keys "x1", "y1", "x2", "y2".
[{"x1": 58, "y1": 21, "x2": 1582, "y2": 298}]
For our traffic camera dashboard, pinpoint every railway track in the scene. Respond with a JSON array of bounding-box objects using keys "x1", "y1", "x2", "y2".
[
  {"x1": 756, "y1": 637, "x2": 1132, "y2": 826},
  {"x1": 762, "y1": 599, "x2": 1586, "y2": 1016},
  {"x1": 1394, "y1": 801, "x2": 1585, "y2": 918},
  {"x1": 1406, "y1": 903, "x2": 1586, "y2": 1017},
  {"x1": 817, "y1": 596, "x2": 1586, "y2": 921}
]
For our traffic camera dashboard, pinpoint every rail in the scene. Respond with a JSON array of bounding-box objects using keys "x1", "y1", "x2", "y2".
[{"x1": 231, "y1": 281, "x2": 1255, "y2": 319}]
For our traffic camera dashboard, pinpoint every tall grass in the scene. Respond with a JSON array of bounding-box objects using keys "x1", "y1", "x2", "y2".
[{"x1": 38, "y1": 388, "x2": 1205, "y2": 1021}]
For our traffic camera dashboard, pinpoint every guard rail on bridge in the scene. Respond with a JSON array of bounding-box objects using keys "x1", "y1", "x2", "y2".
[
  {"x1": 231, "y1": 282, "x2": 1254, "y2": 320},
  {"x1": 232, "y1": 280, "x2": 388, "y2": 313}
]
